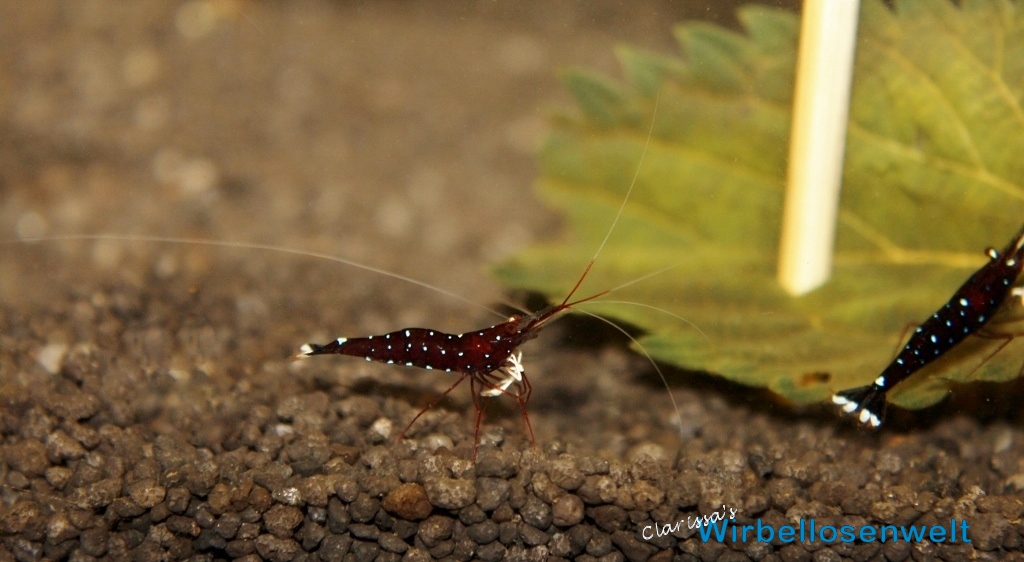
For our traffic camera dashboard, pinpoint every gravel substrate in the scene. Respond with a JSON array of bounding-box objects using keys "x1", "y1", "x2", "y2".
[
  {"x1": 4, "y1": 258, "x2": 1024, "y2": 561},
  {"x1": 3, "y1": 1, "x2": 1024, "y2": 561}
]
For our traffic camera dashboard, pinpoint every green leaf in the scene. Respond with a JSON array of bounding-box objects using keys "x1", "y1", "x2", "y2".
[{"x1": 494, "y1": 0, "x2": 1024, "y2": 409}]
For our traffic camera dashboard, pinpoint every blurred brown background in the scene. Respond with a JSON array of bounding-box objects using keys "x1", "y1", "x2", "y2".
[{"x1": 0, "y1": 0, "x2": 799, "y2": 314}]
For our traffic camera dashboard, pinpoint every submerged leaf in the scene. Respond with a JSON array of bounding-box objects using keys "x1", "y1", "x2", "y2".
[{"x1": 495, "y1": 0, "x2": 1024, "y2": 409}]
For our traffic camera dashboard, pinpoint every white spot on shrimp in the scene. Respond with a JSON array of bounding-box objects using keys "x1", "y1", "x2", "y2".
[
  {"x1": 874, "y1": 376, "x2": 885, "y2": 387},
  {"x1": 405, "y1": 330, "x2": 410, "y2": 337},
  {"x1": 959, "y1": 298, "x2": 969, "y2": 307},
  {"x1": 406, "y1": 362, "x2": 413, "y2": 366},
  {"x1": 426, "y1": 366, "x2": 432, "y2": 370},
  {"x1": 336, "y1": 337, "x2": 347, "y2": 345},
  {"x1": 299, "y1": 344, "x2": 314, "y2": 355},
  {"x1": 458, "y1": 352, "x2": 464, "y2": 357},
  {"x1": 387, "y1": 360, "x2": 394, "y2": 364}
]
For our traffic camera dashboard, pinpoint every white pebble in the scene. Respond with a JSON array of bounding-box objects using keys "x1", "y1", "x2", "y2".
[
  {"x1": 37, "y1": 343, "x2": 68, "y2": 375},
  {"x1": 422, "y1": 433, "x2": 454, "y2": 453},
  {"x1": 369, "y1": 417, "x2": 393, "y2": 440},
  {"x1": 272, "y1": 487, "x2": 303, "y2": 506}
]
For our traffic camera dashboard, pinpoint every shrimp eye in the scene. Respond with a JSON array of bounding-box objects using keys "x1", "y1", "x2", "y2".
[{"x1": 504, "y1": 316, "x2": 523, "y2": 334}]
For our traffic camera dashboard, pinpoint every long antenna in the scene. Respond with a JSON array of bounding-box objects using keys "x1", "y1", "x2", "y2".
[
  {"x1": 15, "y1": 234, "x2": 506, "y2": 318},
  {"x1": 590, "y1": 91, "x2": 661, "y2": 264},
  {"x1": 574, "y1": 308, "x2": 687, "y2": 441},
  {"x1": 559, "y1": 91, "x2": 662, "y2": 307}
]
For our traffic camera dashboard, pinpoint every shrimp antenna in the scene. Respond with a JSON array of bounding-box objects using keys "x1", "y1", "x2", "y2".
[
  {"x1": 588, "y1": 300, "x2": 710, "y2": 344},
  {"x1": 558, "y1": 91, "x2": 661, "y2": 307},
  {"x1": 591, "y1": 92, "x2": 661, "y2": 265},
  {"x1": 13, "y1": 234, "x2": 506, "y2": 319},
  {"x1": 574, "y1": 308, "x2": 687, "y2": 441}
]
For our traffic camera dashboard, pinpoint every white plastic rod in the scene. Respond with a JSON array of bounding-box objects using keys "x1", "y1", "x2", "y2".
[{"x1": 777, "y1": 0, "x2": 861, "y2": 296}]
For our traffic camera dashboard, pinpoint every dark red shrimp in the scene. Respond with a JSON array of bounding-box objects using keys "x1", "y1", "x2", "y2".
[
  {"x1": 295, "y1": 265, "x2": 609, "y2": 458},
  {"x1": 18, "y1": 234, "x2": 629, "y2": 460},
  {"x1": 833, "y1": 221, "x2": 1024, "y2": 427},
  {"x1": 298, "y1": 95, "x2": 666, "y2": 459}
]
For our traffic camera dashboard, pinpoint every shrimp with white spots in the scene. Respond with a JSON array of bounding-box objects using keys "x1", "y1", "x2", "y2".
[
  {"x1": 295, "y1": 273, "x2": 610, "y2": 458},
  {"x1": 833, "y1": 221, "x2": 1024, "y2": 427}
]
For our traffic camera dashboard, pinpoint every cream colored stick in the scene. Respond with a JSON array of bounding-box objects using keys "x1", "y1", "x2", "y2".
[{"x1": 777, "y1": 0, "x2": 861, "y2": 296}]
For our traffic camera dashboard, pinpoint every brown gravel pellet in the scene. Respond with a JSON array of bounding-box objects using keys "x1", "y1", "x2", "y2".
[{"x1": 383, "y1": 482, "x2": 434, "y2": 521}]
